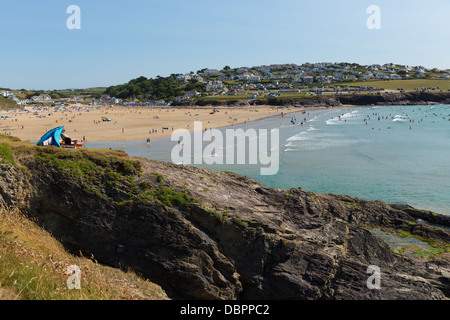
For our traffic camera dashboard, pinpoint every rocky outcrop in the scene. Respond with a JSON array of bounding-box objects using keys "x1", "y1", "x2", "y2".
[{"x1": 0, "y1": 144, "x2": 449, "y2": 300}]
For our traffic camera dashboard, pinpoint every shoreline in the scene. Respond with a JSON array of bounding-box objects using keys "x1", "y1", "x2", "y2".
[
  {"x1": 0, "y1": 104, "x2": 323, "y2": 143},
  {"x1": 3, "y1": 90, "x2": 450, "y2": 143}
]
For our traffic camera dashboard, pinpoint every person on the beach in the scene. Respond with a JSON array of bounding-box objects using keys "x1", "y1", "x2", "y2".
[{"x1": 61, "y1": 129, "x2": 72, "y2": 145}]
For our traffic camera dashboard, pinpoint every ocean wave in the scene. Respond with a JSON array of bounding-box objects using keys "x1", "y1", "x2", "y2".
[
  {"x1": 393, "y1": 115, "x2": 409, "y2": 122},
  {"x1": 326, "y1": 111, "x2": 360, "y2": 125}
]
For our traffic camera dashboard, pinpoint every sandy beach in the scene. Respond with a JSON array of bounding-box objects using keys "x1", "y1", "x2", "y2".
[{"x1": 0, "y1": 104, "x2": 306, "y2": 143}]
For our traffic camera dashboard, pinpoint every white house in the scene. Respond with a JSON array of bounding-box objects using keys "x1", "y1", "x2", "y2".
[
  {"x1": 203, "y1": 69, "x2": 220, "y2": 76},
  {"x1": 414, "y1": 66, "x2": 426, "y2": 73},
  {"x1": 389, "y1": 74, "x2": 402, "y2": 80},
  {"x1": 333, "y1": 73, "x2": 345, "y2": 81},
  {"x1": 176, "y1": 74, "x2": 191, "y2": 82},
  {"x1": 248, "y1": 75, "x2": 261, "y2": 82},
  {"x1": 191, "y1": 74, "x2": 204, "y2": 82},
  {"x1": 362, "y1": 72, "x2": 375, "y2": 80},
  {"x1": 375, "y1": 73, "x2": 389, "y2": 80},
  {"x1": 0, "y1": 90, "x2": 12, "y2": 97},
  {"x1": 184, "y1": 90, "x2": 201, "y2": 98},
  {"x1": 31, "y1": 94, "x2": 52, "y2": 102},
  {"x1": 205, "y1": 81, "x2": 224, "y2": 92}
]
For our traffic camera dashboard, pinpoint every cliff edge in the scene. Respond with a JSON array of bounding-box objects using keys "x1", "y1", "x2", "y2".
[{"x1": 0, "y1": 135, "x2": 449, "y2": 300}]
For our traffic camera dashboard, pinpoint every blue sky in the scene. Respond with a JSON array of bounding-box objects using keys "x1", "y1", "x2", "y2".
[{"x1": 1, "y1": 0, "x2": 450, "y2": 90}]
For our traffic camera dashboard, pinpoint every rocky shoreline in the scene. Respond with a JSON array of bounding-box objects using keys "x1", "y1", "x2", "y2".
[{"x1": 0, "y1": 139, "x2": 449, "y2": 300}]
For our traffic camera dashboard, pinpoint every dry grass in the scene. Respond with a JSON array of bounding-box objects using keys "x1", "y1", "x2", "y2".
[{"x1": 0, "y1": 208, "x2": 169, "y2": 300}]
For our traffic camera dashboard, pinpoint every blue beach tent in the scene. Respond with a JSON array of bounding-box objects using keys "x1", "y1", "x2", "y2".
[{"x1": 36, "y1": 126, "x2": 64, "y2": 147}]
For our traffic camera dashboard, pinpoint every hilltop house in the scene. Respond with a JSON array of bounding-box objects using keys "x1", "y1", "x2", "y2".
[
  {"x1": 191, "y1": 74, "x2": 204, "y2": 82},
  {"x1": 175, "y1": 90, "x2": 201, "y2": 103},
  {"x1": 414, "y1": 66, "x2": 426, "y2": 73},
  {"x1": 203, "y1": 69, "x2": 220, "y2": 76},
  {"x1": 362, "y1": 72, "x2": 375, "y2": 80},
  {"x1": 389, "y1": 74, "x2": 402, "y2": 80},
  {"x1": 248, "y1": 75, "x2": 261, "y2": 82},
  {"x1": 184, "y1": 90, "x2": 201, "y2": 98},
  {"x1": 0, "y1": 90, "x2": 12, "y2": 97},
  {"x1": 375, "y1": 73, "x2": 389, "y2": 80},
  {"x1": 333, "y1": 73, "x2": 344, "y2": 81},
  {"x1": 205, "y1": 81, "x2": 224, "y2": 92},
  {"x1": 176, "y1": 74, "x2": 191, "y2": 82},
  {"x1": 31, "y1": 94, "x2": 52, "y2": 102}
]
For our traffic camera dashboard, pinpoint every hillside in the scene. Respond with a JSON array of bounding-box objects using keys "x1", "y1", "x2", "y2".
[
  {"x1": 0, "y1": 134, "x2": 449, "y2": 300},
  {"x1": 0, "y1": 136, "x2": 168, "y2": 300},
  {"x1": 0, "y1": 97, "x2": 18, "y2": 110}
]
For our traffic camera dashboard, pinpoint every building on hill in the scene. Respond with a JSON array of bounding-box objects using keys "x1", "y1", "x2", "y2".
[
  {"x1": 31, "y1": 94, "x2": 52, "y2": 103},
  {"x1": 203, "y1": 69, "x2": 220, "y2": 76},
  {"x1": 205, "y1": 81, "x2": 224, "y2": 92},
  {"x1": 0, "y1": 90, "x2": 12, "y2": 97}
]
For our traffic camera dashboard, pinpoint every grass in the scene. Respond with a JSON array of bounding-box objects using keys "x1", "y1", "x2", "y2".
[
  {"x1": 0, "y1": 96, "x2": 18, "y2": 110},
  {"x1": 2, "y1": 134, "x2": 197, "y2": 211},
  {"x1": 148, "y1": 187, "x2": 194, "y2": 208},
  {"x1": 0, "y1": 135, "x2": 205, "y2": 299},
  {"x1": 333, "y1": 79, "x2": 450, "y2": 91},
  {"x1": 34, "y1": 147, "x2": 142, "y2": 196},
  {"x1": 0, "y1": 143, "x2": 16, "y2": 166},
  {"x1": 0, "y1": 208, "x2": 168, "y2": 300},
  {"x1": 212, "y1": 210, "x2": 229, "y2": 224}
]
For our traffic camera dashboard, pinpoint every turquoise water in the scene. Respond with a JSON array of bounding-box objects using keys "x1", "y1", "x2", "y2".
[{"x1": 87, "y1": 105, "x2": 450, "y2": 215}]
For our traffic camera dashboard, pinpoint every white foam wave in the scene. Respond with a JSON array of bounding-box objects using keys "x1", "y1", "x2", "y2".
[
  {"x1": 393, "y1": 115, "x2": 409, "y2": 122},
  {"x1": 326, "y1": 111, "x2": 360, "y2": 125}
]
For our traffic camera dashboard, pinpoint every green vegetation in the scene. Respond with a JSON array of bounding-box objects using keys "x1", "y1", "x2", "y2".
[
  {"x1": 234, "y1": 215, "x2": 249, "y2": 229},
  {"x1": 212, "y1": 210, "x2": 230, "y2": 224},
  {"x1": 371, "y1": 228, "x2": 450, "y2": 261},
  {"x1": 0, "y1": 96, "x2": 18, "y2": 109},
  {"x1": 35, "y1": 147, "x2": 142, "y2": 196},
  {"x1": 333, "y1": 79, "x2": 450, "y2": 91},
  {"x1": 105, "y1": 75, "x2": 204, "y2": 101},
  {"x1": 0, "y1": 143, "x2": 16, "y2": 166},
  {"x1": 286, "y1": 190, "x2": 291, "y2": 200},
  {"x1": 148, "y1": 187, "x2": 194, "y2": 208},
  {"x1": 1, "y1": 135, "x2": 197, "y2": 212},
  {"x1": 343, "y1": 203, "x2": 358, "y2": 207},
  {"x1": 34, "y1": 147, "x2": 196, "y2": 208},
  {"x1": 0, "y1": 208, "x2": 167, "y2": 300},
  {"x1": 51, "y1": 87, "x2": 107, "y2": 99}
]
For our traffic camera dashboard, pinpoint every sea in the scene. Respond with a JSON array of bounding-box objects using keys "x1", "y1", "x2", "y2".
[{"x1": 86, "y1": 104, "x2": 450, "y2": 216}]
